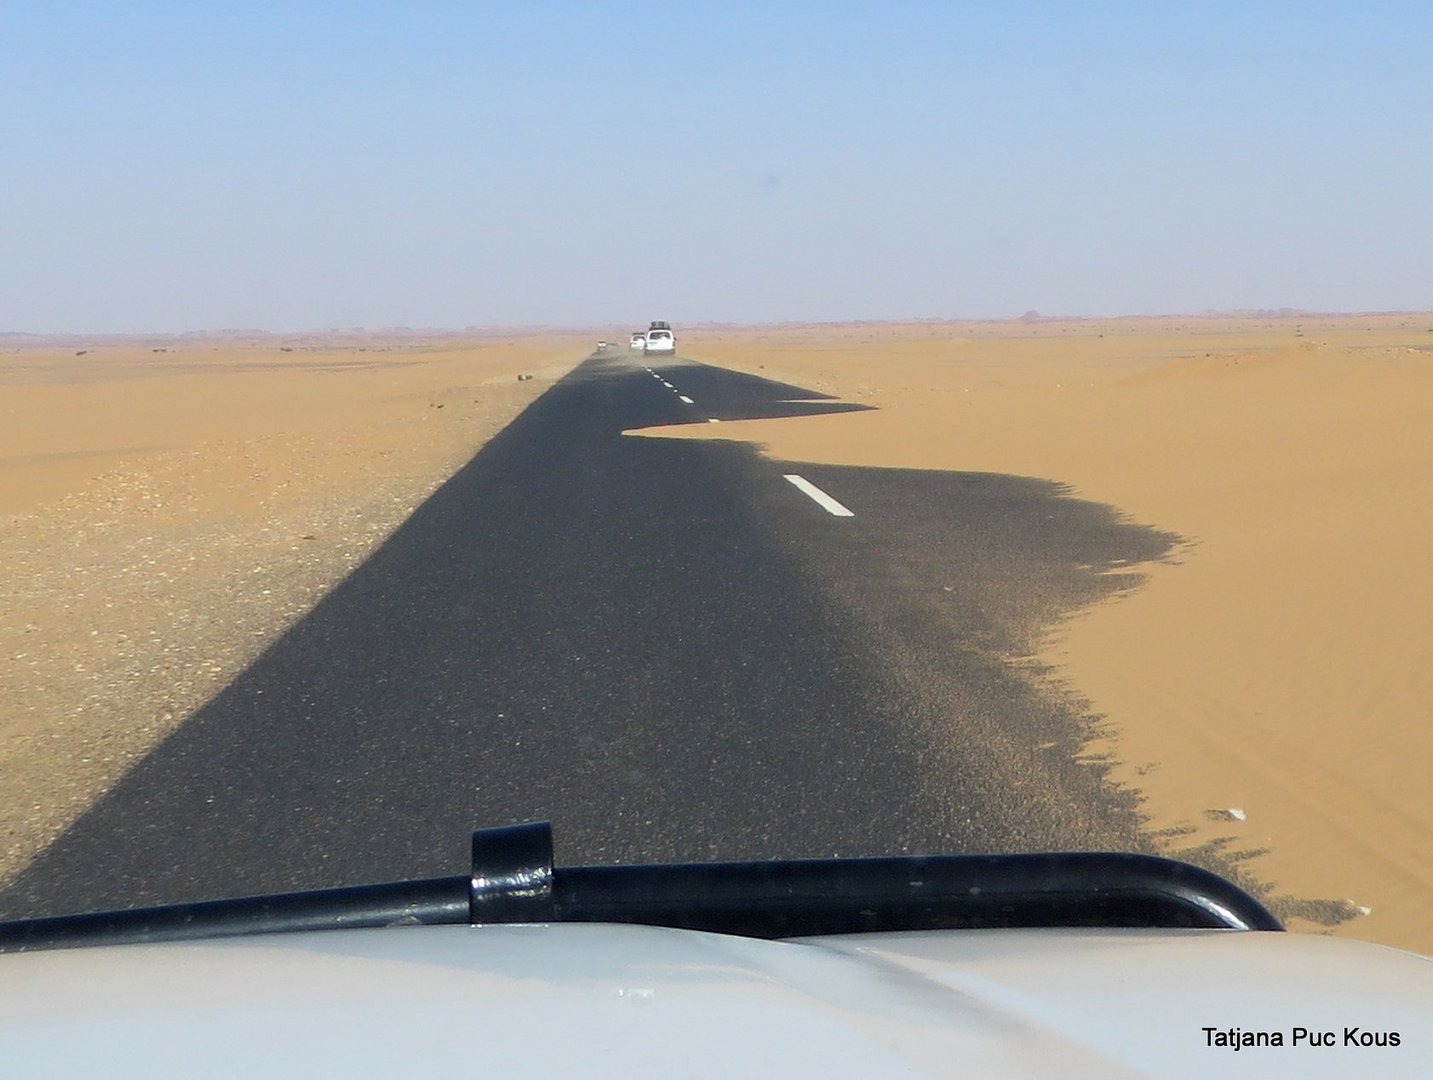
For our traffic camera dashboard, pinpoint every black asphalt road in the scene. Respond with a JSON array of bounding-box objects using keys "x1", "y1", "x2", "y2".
[{"x1": 0, "y1": 352, "x2": 1180, "y2": 918}]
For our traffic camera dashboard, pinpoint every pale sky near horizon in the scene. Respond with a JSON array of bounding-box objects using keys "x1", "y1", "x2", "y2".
[{"x1": 3, "y1": 1, "x2": 1430, "y2": 333}]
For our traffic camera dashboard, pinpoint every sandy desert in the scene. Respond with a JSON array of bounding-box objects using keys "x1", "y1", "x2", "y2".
[
  {"x1": 4, "y1": 316, "x2": 1433, "y2": 956},
  {"x1": 0, "y1": 335, "x2": 585, "y2": 889}
]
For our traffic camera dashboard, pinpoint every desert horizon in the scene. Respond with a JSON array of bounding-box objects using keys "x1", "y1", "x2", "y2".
[{"x1": 6, "y1": 306, "x2": 1433, "y2": 346}]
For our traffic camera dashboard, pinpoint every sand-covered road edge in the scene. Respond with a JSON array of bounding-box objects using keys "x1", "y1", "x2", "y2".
[{"x1": 651, "y1": 316, "x2": 1433, "y2": 956}]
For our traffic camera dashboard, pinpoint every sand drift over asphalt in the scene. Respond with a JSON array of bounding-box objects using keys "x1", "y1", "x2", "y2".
[
  {"x1": 641, "y1": 315, "x2": 1433, "y2": 956},
  {"x1": 5, "y1": 319, "x2": 1433, "y2": 959}
]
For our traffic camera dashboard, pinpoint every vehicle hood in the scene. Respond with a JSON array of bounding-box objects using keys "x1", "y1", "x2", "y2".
[{"x1": 1, "y1": 923, "x2": 1428, "y2": 1077}]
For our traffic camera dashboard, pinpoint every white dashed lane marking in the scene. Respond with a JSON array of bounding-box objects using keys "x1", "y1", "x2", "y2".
[
  {"x1": 635, "y1": 370, "x2": 846, "y2": 513},
  {"x1": 638, "y1": 376, "x2": 842, "y2": 504},
  {"x1": 783, "y1": 474, "x2": 854, "y2": 517},
  {"x1": 641, "y1": 367, "x2": 706, "y2": 416}
]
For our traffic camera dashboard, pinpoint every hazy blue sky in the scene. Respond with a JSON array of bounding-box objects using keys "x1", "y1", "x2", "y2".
[{"x1": 3, "y1": 1, "x2": 1430, "y2": 332}]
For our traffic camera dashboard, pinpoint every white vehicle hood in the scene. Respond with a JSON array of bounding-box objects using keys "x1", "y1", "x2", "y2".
[{"x1": 1, "y1": 923, "x2": 1429, "y2": 1077}]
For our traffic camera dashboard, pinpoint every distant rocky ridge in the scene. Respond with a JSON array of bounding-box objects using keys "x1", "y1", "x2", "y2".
[
  {"x1": 0, "y1": 326, "x2": 592, "y2": 349},
  {"x1": 4, "y1": 310, "x2": 1431, "y2": 348}
]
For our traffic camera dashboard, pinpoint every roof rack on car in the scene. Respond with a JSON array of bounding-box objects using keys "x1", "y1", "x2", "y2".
[{"x1": 0, "y1": 821, "x2": 1282, "y2": 953}]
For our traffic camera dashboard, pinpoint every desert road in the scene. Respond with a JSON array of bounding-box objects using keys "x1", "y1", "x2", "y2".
[{"x1": 0, "y1": 351, "x2": 1179, "y2": 917}]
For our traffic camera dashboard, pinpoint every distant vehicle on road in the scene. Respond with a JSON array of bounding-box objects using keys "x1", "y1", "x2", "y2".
[
  {"x1": 644, "y1": 327, "x2": 676, "y2": 355},
  {"x1": 629, "y1": 333, "x2": 646, "y2": 350},
  {"x1": 596, "y1": 340, "x2": 609, "y2": 351}
]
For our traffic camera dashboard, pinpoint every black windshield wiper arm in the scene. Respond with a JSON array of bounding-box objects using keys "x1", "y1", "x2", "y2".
[{"x1": 0, "y1": 821, "x2": 1282, "y2": 954}]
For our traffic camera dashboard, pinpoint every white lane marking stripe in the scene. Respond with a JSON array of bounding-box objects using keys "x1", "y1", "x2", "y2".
[
  {"x1": 708, "y1": 417, "x2": 721, "y2": 423},
  {"x1": 679, "y1": 395, "x2": 694, "y2": 404},
  {"x1": 783, "y1": 474, "x2": 854, "y2": 517}
]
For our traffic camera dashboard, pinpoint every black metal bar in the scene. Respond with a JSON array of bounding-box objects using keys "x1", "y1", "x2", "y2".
[
  {"x1": 0, "y1": 823, "x2": 1282, "y2": 954},
  {"x1": 549, "y1": 852, "x2": 1283, "y2": 936},
  {"x1": 0, "y1": 876, "x2": 469, "y2": 953}
]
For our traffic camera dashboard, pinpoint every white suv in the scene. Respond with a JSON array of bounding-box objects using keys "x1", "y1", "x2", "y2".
[{"x1": 644, "y1": 327, "x2": 676, "y2": 355}]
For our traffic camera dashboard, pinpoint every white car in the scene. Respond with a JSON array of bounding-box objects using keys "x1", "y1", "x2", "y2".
[
  {"x1": 3, "y1": 821, "x2": 1431, "y2": 1077},
  {"x1": 644, "y1": 328, "x2": 676, "y2": 355},
  {"x1": 629, "y1": 333, "x2": 646, "y2": 350}
]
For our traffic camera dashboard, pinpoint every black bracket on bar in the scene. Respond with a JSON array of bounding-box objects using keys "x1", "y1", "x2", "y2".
[{"x1": 469, "y1": 820, "x2": 555, "y2": 923}]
